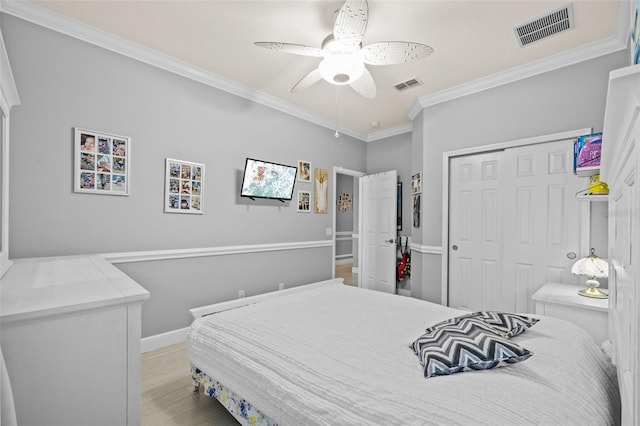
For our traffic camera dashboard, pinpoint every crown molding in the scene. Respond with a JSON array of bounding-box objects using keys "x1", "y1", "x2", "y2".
[
  {"x1": 409, "y1": 2, "x2": 630, "y2": 120},
  {"x1": 0, "y1": 0, "x2": 368, "y2": 141},
  {"x1": 366, "y1": 122, "x2": 412, "y2": 142}
]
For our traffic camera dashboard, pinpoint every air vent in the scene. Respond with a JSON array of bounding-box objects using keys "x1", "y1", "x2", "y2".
[
  {"x1": 514, "y1": 4, "x2": 574, "y2": 47},
  {"x1": 394, "y1": 78, "x2": 423, "y2": 91}
]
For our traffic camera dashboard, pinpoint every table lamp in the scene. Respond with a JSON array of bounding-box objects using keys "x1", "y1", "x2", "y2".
[{"x1": 571, "y1": 248, "x2": 609, "y2": 299}]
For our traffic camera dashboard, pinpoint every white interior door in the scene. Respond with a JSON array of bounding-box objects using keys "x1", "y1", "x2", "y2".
[
  {"x1": 448, "y1": 139, "x2": 585, "y2": 313},
  {"x1": 448, "y1": 152, "x2": 503, "y2": 311},
  {"x1": 360, "y1": 170, "x2": 397, "y2": 293},
  {"x1": 501, "y1": 139, "x2": 585, "y2": 312}
]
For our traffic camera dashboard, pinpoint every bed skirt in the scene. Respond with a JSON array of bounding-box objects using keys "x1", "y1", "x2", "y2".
[{"x1": 190, "y1": 364, "x2": 277, "y2": 426}]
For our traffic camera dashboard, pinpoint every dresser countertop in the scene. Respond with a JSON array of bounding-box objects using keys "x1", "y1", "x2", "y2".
[{"x1": 0, "y1": 254, "x2": 150, "y2": 323}]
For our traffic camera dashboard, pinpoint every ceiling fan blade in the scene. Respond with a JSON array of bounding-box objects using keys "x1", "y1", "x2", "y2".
[
  {"x1": 254, "y1": 42, "x2": 324, "y2": 57},
  {"x1": 361, "y1": 42, "x2": 434, "y2": 65},
  {"x1": 333, "y1": 0, "x2": 368, "y2": 47},
  {"x1": 349, "y1": 67, "x2": 376, "y2": 99},
  {"x1": 291, "y1": 68, "x2": 323, "y2": 93}
]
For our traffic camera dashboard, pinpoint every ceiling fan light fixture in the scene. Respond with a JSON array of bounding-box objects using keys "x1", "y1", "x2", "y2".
[{"x1": 318, "y1": 53, "x2": 364, "y2": 85}]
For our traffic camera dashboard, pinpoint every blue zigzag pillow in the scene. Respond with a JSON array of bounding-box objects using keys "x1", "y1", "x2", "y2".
[
  {"x1": 426, "y1": 311, "x2": 539, "y2": 339},
  {"x1": 411, "y1": 317, "x2": 532, "y2": 378}
]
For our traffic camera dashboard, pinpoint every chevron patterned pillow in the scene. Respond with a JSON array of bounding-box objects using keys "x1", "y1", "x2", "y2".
[
  {"x1": 425, "y1": 311, "x2": 539, "y2": 339},
  {"x1": 466, "y1": 311, "x2": 540, "y2": 338},
  {"x1": 412, "y1": 317, "x2": 532, "y2": 378}
]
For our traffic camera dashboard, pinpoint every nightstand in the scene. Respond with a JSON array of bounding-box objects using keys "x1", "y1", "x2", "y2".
[{"x1": 532, "y1": 281, "x2": 608, "y2": 344}]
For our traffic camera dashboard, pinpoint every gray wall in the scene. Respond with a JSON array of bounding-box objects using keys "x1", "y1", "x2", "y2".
[
  {"x1": 2, "y1": 15, "x2": 367, "y2": 337},
  {"x1": 413, "y1": 50, "x2": 630, "y2": 303},
  {"x1": 366, "y1": 132, "x2": 412, "y2": 235}
]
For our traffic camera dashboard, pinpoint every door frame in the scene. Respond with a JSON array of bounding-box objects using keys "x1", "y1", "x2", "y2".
[
  {"x1": 332, "y1": 166, "x2": 365, "y2": 282},
  {"x1": 440, "y1": 128, "x2": 592, "y2": 306}
]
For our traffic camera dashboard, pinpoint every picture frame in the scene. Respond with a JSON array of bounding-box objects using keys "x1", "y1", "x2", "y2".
[
  {"x1": 297, "y1": 160, "x2": 311, "y2": 182},
  {"x1": 164, "y1": 158, "x2": 204, "y2": 214},
  {"x1": 74, "y1": 127, "x2": 130, "y2": 195},
  {"x1": 413, "y1": 194, "x2": 421, "y2": 228},
  {"x1": 397, "y1": 182, "x2": 402, "y2": 231},
  {"x1": 297, "y1": 190, "x2": 311, "y2": 212},
  {"x1": 314, "y1": 168, "x2": 328, "y2": 214},
  {"x1": 411, "y1": 172, "x2": 422, "y2": 195},
  {"x1": 337, "y1": 192, "x2": 351, "y2": 212}
]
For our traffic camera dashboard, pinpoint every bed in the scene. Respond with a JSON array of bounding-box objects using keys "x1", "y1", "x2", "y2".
[{"x1": 186, "y1": 278, "x2": 620, "y2": 425}]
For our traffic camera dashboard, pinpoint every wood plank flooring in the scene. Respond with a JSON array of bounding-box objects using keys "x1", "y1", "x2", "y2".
[{"x1": 142, "y1": 343, "x2": 238, "y2": 425}]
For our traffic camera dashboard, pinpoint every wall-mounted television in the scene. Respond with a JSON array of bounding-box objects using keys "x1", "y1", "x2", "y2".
[{"x1": 240, "y1": 158, "x2": 297, "y2": 202}]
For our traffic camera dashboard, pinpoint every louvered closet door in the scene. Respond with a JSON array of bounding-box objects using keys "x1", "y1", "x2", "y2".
[
  {"x1": 501, "y1": 139, "x2": 583, "y2": 313},
  {"x1": 448, "y1": 151, "x2": 503, "y2": 311}
]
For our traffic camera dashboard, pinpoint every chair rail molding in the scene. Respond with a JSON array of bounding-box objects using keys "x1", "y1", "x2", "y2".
[{"x1": 101, "y1": 240, "x2": 332, "y2": 264}]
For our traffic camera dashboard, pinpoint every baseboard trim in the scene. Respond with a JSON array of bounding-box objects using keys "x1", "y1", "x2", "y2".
[{"x1": 141, "y1": 327, "x2": 189, "y2": 353}]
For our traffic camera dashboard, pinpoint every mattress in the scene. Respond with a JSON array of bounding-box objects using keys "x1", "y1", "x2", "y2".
[{"x1": 187, "y1": 282, "x2": 620, "y2": 425}]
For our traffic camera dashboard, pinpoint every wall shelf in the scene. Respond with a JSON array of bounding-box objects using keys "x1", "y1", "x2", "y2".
[{"x1": 576, "y1": 193, "x2": 609, "y2": 202}]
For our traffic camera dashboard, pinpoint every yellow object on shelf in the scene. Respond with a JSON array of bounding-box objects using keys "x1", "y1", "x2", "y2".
[{"x1": 588, "y1": 174, "x2": 609, "y2": 194}]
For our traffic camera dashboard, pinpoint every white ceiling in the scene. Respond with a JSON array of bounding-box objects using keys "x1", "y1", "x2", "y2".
[{"x1": 5, "y1": 1, "x2": 627, "y2": 140}]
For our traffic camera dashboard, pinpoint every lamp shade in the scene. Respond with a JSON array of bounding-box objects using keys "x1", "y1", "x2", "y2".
[{"x1": 571, "y1": 249, "x2": 608, "y2": 278}]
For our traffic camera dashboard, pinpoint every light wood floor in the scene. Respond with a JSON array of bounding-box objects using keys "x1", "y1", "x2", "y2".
[
  {"x1": 142, "y1": 270, "x2": 357, "y2": 425},
  {"x1": 142, "y1": 343, "x2": 238, "y2": 425},
  {"x1": 335, "y1": 262, "x2": 357, "y2": 286}
]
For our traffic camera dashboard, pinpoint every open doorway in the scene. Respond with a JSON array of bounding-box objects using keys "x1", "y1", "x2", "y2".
[{"x1": 332, "y1": 167, "x2": 364, "y2": 286}]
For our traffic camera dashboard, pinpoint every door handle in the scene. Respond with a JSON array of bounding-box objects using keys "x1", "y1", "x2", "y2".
[
  {"x1": 452, "y1": 245, "x2": 458, "y2": 251},
  {"x1": 385, "y1": 239, "x2": 395, "y2": 244}
]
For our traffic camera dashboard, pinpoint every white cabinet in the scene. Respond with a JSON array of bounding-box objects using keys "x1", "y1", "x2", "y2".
[
  {"x1": 532, "y1": 281, "x2": 608, "y2": 344},
  {"x1": 0, "y1": 255, "x2": 150, "y2": 426}
]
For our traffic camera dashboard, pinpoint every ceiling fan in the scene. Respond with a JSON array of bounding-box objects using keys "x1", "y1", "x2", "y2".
[{"x1": 255, "y1": 0, "x2": 433, "y2": 99}]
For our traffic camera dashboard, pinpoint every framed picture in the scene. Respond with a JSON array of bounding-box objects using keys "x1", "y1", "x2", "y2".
[
  {"x1": 413, "y1": 194, "x2": 421, "y2": 228},
  {"x1": 298, "y1": 160, "x2": 311, "y2": 182},
  {"x1": 397, "y1": 182, "x2": 402, "y2": 231},
  {"x1": 74, "y1": 127, "x2": 130, "y2": 195},
  {"x1": 314, "y1": 168, "x2": 328, "y2": 213},
  {"x1": 297, "y1": 190, "x2": 311, "y2": 212},
  {"x1": 411, "y1": 172, "x2": 422, "y2": 194},
  {"x1": 337, "y1": 192, "x2": 351, "y2": 212},
  {"x1": 164, "y1": 158, "x2": 204, "y2": 214}
]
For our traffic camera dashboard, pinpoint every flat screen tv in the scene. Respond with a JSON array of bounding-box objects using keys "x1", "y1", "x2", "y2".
[{"x1": 240, "y1": 158, "x2": 297, "y2": 202}]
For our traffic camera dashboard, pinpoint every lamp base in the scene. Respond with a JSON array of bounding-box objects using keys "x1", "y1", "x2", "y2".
[{"x1": 578, "y1": 286, "x2": 608, "y2": 299}]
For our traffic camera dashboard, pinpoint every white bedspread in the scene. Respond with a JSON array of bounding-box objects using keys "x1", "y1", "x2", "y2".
[{"x1": 187, "y1": 282, "x2": 620, "y2": 425}]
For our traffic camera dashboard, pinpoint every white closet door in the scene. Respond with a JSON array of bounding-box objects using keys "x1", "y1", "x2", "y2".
[
  {"x1": 501, "y1": 139, "x2": 584, "y2": 313},
  {"x1": 448, "y1": 152, "x2": 503, "y2": 311},
  {"x1": 360, "y1": 170, "x2": 397, "y2": 293}
]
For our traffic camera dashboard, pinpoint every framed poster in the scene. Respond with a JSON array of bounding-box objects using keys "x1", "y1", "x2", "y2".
[
  {"x1": 397, "y1": 182, "x2": 402, "y2": 230},
  {"x1": 413, "y1": 194, "x2": 421, "y2": 228},
  {"x1": 165, "y1": 158, "x2": 204, "y2": 214},
  {"x1": 411, "y1": 172, "x2": 422, "y2": 194},
  {"x1": 297, "y1": 190, "x2": 311, "y2": 212},
  {"x1": 74, "y1": 127, "x2": 130, "y2": 195},
  {"x1": 297, "y1": 160, "x2": 311, "y2": 182},
  {"x1": 314, "y1": 168, "x2": 328, "y2": 213}
]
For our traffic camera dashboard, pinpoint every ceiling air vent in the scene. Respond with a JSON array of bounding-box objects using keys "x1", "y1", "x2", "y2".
[
  {"x1": 394, "y1": 78, "x2": 423, "y2": 91},
  {"x1": 514, "y1": 4, "x2": 574, "y2": 47}
]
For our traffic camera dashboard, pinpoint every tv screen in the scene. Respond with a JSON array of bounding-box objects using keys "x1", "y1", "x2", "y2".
[{"x1": 240, "y1": 158, "x2": 297, "y2": 201}]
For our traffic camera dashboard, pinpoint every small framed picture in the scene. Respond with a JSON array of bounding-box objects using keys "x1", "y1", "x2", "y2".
[
  {"x1": 74, "y1": 127, "x2": 130, "y2": 195},
  {"x1": 165, "y1": 158, "x2": 204, "y2": 214},
  {"x1": 413, "y1": 194, "x2": 421, "y2": 228},
  {"x1": 297, "y1": 160, "x2": 311, "y2": 182},
  {"x1": 297, "y1": 190, "x2": 311, "y2": 212},
  {"x1": 411, "y1": 172, "x2": 422, "y2": 194}
]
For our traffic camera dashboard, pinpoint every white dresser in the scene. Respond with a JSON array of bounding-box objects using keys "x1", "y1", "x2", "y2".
[{"x1": 0, "y1": 255, "x2": 150, "y2": 426}]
